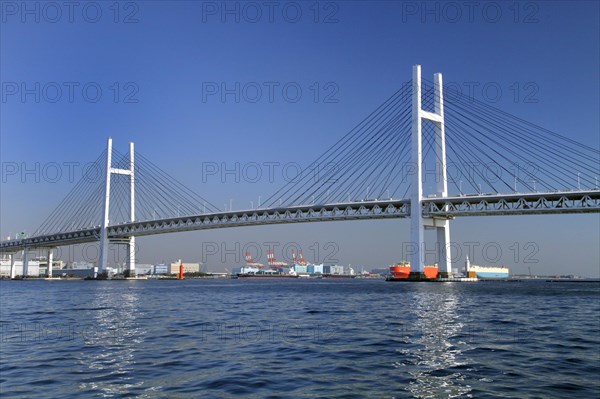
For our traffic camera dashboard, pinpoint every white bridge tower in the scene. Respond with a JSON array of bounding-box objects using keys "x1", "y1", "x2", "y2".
[
  {"x1": 96, "y1": 137, "x2": 136, "y2": 278},
  {"x1": 410, "y1": 65, "x2": 452, "y2": 279}
]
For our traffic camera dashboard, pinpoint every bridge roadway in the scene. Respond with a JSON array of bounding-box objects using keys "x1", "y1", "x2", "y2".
[{"x1": 1, "y1": 190, "x2": 599, "y2": 253}]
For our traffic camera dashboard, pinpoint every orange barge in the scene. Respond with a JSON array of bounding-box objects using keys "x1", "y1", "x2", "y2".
[{"x1": 388, "y1": 261, "x2": 438, "y2": 279}]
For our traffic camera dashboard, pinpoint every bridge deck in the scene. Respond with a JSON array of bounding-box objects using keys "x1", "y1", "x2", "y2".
[{"x1": 1, "y1": 190, "x2": 599, "y2": 252}]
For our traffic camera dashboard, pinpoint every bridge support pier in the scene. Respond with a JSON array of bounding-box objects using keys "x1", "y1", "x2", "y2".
[
  {"x1": 9, "y1": 253, "x2": 16, "y2": 279},
  {"x1": 47, "y1": 248, "x2": 54, "y2": 278},
  {"x1": 127, "y1": 236, "x2": 136, "y2": 277},
  {"x1": 436, "y1": 222, "x2": 452, "y2": 278},
  {"x1": 22, "y1": 248, "x2": 28, "y2": 277},
  {"x1": 410, "y1": 65, "x2": 453, "y2": 279}
]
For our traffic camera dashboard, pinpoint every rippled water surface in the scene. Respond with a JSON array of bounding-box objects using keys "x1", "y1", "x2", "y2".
[{"x1": 1, "y1": 279, "x2": 599, "y2": 398}]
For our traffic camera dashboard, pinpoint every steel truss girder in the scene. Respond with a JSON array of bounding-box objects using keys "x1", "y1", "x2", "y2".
[
  {"x1": 2, "y1": 191, "x2": 599, "y2": 253},
  {"x1": 422, "y1": 191, "x2": 600, "y2": 217},
  {"x1": 0, "y1": 200, "x2": 409, "y2": 252},
  {"x1": 0, "y1": 228, "x2": 100, "y2": 253},
  {"x1": 106, "y1": 200, "x2": 411, "y2": 238}
]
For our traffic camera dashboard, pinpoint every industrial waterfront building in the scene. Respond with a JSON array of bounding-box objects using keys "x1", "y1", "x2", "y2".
[
  {"x1": 168, "y1": 260, "x2": 200, "y2": 274},
  {"x1": 323, "y1": 265, "x2": 345, "y2": 275},
  {"x1": 0, "y1": 260, "x2": 40, "y2": 277}
]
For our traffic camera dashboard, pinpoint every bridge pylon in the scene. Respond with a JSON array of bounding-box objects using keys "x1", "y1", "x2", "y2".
[
  {"x1": 410, "y1": 65, "x2": 452, "y2": 279},
  {"x1": 97, "y1": 138, "x2": 136, "y2": 278}
]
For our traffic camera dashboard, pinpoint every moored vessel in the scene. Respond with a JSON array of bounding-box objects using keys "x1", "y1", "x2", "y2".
[
  {"x1": 465, "y1": 256, "x2": 509, "y2": 279},
  {"x1": 388, "y1": 261, "x2": 438, "y2": 279}
]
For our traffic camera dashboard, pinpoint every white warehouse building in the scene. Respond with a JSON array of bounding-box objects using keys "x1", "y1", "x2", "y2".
[{"x1": 0, "y1": 260, "x2": 40, "y2": 277}]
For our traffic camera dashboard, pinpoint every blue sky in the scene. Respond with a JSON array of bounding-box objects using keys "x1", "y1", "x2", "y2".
[{"x1": 1, "y1": 1, "x2": 599, "y2": 276}]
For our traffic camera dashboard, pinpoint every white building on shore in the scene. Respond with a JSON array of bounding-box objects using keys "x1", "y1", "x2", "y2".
[{"x1": 0, "y1": 260, "x2": 40, "y2": 277}]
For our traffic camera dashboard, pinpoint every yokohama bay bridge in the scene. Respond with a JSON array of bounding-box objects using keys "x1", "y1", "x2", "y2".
[{"x1": 2, "y1": 65, "x2": 599, "y2": 279}]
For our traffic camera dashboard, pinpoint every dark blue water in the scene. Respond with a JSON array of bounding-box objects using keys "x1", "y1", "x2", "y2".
[{"x1": 1, "y1": 279, "x2": 599, "y2": 398}]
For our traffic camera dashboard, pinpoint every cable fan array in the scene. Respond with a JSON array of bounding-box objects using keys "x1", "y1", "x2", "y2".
[
  {"x1": 422, "y1": 78, "x2": 600, "y2": 195},
  {"x1": 34, "y1": 148, "x2": 220, "y2": 236},
  {"x1": 262, "y1": 83, "x2": 415, "y2": 208},
  {"x1": 261, "y1": 79, "x2": 599, "y2": 207}
]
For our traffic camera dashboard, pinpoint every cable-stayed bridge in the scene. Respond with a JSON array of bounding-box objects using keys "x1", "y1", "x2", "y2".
[{"x1": 2, "y1": 65, "x2": 599, "y2": 279}]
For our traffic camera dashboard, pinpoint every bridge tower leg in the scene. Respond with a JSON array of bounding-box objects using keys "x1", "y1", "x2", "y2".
[
  {"x1": 97, "y1": 137, "x2": 113, "y2": 278},
  {"x1": 127, "y1": 142, "x2": 136, "y2": 277},
  {"x1": 9, "y1": 253, "x2": 16, "y2": 279},
  {"x1": 410, "y1": 65, "x2": 426, "y2": 279},
  {"x1": 433, "y1": 72, "x2": 452, "y2": 278},
  {"x1": 410, "y1": 65, "x2": 452, "y2": 279}
]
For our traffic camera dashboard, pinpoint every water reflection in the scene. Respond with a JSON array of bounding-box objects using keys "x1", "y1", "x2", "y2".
[
  {"x1": 399, "y1": 284, "x2": 472, "y2": 398},
  {"x1": 77, "y1": 283, "x2": 147, "y2": 397}
]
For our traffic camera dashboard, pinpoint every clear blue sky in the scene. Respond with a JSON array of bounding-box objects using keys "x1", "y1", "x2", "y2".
[{"x1": 1, "y1": 1, "x2": 599, "y2": 276}]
